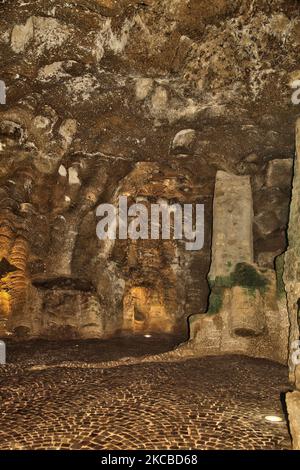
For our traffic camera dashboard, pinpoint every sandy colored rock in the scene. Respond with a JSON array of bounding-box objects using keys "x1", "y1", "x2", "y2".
[
  {"x1": 286, "y1": 391, "x2": 300, "y2": 450},
  {"x1": 209, "y1": 171, "x2": 253, "y2": 280},
  {"x1": 187, "y1": 169, "x2": 289, "y2": 363},
  {"x1": 0, "y1": 1, "x2": 298, "y2": 341},
  {"x1": 229, "y1": 286, "x2": 265, "y2": 337},
  {"x1": 171, "y1": 129, "x2": 196, "y2": 154}
]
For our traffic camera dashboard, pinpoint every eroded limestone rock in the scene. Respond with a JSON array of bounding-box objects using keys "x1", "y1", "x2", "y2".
[
  {"x1": 282, "y1": 120, "x2": 300, "y2": 450},
  {"x1": 266, "y1": 159, "x2": 293, "y2": 189},
  {"x1": 11, "y1": 16, "x2": 71, "y2": 55},
  {"x1": 11, "y1": 17, "x2": 34, "y2": 53},
  {"x1": 171, "y1": 129, "x2": 196, "y2": 154},
  {"x1": 286, "y1": 391, "x2": 300, "y2": 450},
  {"x1": 187, "y1": 170, "x2": 289, "y2": 363},
  {"x1": 284, "y1": 119, "x2": 300, "y2": 379},
  {"x1": 0, "y1": 0, "x2": 298, "y2": 341},
  {"x1": 209, "y1": 171, "x2": 253, "y2": 280}
]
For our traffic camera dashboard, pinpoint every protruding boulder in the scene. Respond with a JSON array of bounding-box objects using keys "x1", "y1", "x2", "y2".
[
  {"x1": 11, "y1": 17, "x2": 34, "y2": 53},
  {"x1": 171, "y1": 129, "x2": 196, "y2": 154}
]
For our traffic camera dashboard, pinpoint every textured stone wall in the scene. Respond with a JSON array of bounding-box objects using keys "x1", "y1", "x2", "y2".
[
  {"x1": 209, "y1": 171, "x2": 253, "y2": 280},
  {"x1": 284, "y1": 119, "x2": 300, "y2": 379},
  {"x1": 0, "y1": 0, "x2": 298, "y2": 339},
  {"x1": 284, "y1": 119, "x2": 300, "y2": 450}
]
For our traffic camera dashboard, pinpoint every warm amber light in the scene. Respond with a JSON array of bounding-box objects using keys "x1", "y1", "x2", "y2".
[{"x1": 265, "y1": 415, "x2": 283, "y2": 423}]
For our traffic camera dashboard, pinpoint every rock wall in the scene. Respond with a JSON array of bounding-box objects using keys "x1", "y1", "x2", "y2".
[
  {"x1": 187, "y1": 171, "x2": 289, "y2": 364},
  {"x1": 284, "y1": 119, "x2": 300, "y2": 379},
  {"x1": 0, "y1": 0, "x2": 298, "y2": 339}
]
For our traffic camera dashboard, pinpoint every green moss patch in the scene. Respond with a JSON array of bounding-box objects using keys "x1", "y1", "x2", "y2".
[{"x1": 207, "y1": 263, "x2": 269, "y2": 314}]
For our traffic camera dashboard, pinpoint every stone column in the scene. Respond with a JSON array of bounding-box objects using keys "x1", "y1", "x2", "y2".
[
  {"x1": 47, "y1": 215, "x2": 78, "y2": 277},
  {"x1": 209, "y1": 171, "x2": 253, "y2": 281},
  {"x1": 284, "y1": 119, "x2": 300, "y2": 450}
]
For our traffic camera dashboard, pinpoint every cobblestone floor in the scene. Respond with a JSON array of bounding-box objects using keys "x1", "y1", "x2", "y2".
[{"x1": 0, "y1": 337, "x2": 293, "y2": 450}]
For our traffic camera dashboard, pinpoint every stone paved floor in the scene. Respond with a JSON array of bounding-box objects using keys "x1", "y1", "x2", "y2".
[{"x1": 0, "y1": 336, "x2": 293, "y2": 450}]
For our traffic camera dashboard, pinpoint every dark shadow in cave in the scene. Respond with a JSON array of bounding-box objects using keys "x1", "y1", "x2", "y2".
[{"x1": 4, "y1": 333, "x2": 185, "y2": 365}]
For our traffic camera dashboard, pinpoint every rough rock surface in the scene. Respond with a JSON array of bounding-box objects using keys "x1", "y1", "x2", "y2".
[
  {"x1": 209, "y1": 171, "x2": 253, "y2": 280},
  {"x1": 0, "y1": 346, "x2": 292, "y2": 450},
  {"x1": 286, "y1": 391, "x2": 300, "y2": 450},
  {"x1": 187, "y1": 170, "x2": 289, "y2": 363},
  {"x1": 284, "y1": 119, "x2": 300, "y2": 378},
  {"x1": 0, "y1": 0, "x2": 299, "y2": 339},
  {"x1": 284, "y1": 119, "x2": 300, "y2": 450}
]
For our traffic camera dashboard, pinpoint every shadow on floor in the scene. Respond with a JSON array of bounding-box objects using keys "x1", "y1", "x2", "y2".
[{"x1": 3, "y1": 333, "x2": 186, "y2": 365}]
